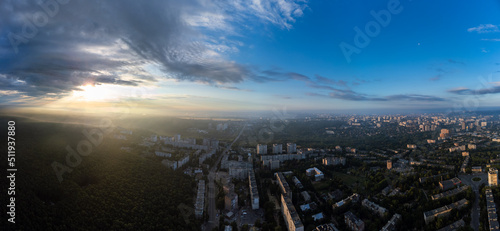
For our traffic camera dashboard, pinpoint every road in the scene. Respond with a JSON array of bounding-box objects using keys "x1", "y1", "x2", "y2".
[
  {"x1": 204, "y1": 124, "x2": 247, "y2": 231},
  {"x1": 459, "y1": 173, "x2": 486, "y2": 231},
  {"x1": 205, "y1": 155, "x2": 223, "y2": 231}
]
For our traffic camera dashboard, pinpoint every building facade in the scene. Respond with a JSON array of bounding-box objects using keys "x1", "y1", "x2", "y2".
[
  {"x1": 257, "y1": 144, "x2": 267, "y2": 155},
  {"x1": 490, "y1": 168, "x2": 498, "y2": 187},
  {"x1": 273, "y1": 144, "x2": 283, "y2": 154},
  {"x1": 344, "y1": 211, "x2": 365, "y2": 231},
  {"x1": 281, "y1": 194, "x2": 304, "y2": 231},
  {"x1": 287, "y1": 143, "x2": 297, "y2": 154}
]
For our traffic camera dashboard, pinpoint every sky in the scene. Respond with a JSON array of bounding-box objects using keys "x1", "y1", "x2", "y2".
[{"x1": 1, "y1": 0, "x2": 500, "y2": 116}]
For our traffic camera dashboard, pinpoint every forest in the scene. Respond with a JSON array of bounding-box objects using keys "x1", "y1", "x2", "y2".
[{"x1": 0, "y1": 116, "x2": 199, "y2": 230}]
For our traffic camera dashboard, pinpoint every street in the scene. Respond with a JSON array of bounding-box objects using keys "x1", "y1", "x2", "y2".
[
  {"x1": 459, "y1": 173, "x2": 487, "y2": 231},
  {"x1": 204, "y1": 124, "x2": 247, "y2": 231}
]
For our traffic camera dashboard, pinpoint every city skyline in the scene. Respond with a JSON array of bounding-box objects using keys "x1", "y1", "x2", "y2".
[{"x1": 1, "y1": 0, "x2": 500, "y2": 115}]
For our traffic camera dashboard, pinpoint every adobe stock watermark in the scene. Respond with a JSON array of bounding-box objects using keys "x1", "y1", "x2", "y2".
[
  {"x1": 246, "y1": 106, "x2": 291, "y2": 145},
  {"x1": 447, "y1": 73, "x2": 499, "y2": 114},
  {"x1": 7, "y1": 0, "x2": 71, "y2": 54},
  {"x1": 51, "y1": 119, "x2": 115, "y2": 182},
  {"x1": 51, "y1": 86, "x2": 148, "y2": 183},
  {"x1": 339, "y1": 0, "x2": 403, "y2": 63}
]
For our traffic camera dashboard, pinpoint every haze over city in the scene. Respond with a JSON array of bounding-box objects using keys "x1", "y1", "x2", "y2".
[{"x1": 1, "y1": 0, "x2": 500, "y2": 116}]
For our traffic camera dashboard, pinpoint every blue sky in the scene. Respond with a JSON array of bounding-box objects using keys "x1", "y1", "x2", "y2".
[{"x1": 1, "y1": 0, "x2": 500, "y2": 115}]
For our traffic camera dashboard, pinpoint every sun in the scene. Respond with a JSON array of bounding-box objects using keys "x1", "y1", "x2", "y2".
[{"x1": 72, "y1": 84, "x2": 114, "y2": 101}]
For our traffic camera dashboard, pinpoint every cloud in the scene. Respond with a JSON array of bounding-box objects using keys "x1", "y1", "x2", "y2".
[
  {"x1": 307, "y1": 89, "x2": 445, "y2": 102},
  {"x1": 427, "y1": 60, "x2": 463, "y2": 82},
  {"x1": 385, "y1": 94, "x2": 445, "y2": 102},
  {"x1": 467, "y1": 24, "x2": 500, "y2": 33},
  {"x1": 481, "y1": 38, "x2": 500, "y2": 42},
  {"x1": 447, "y1": 87, "x2": 471, "y2": 95},
  {"x1": 212, "y1": 85, "x2": 253, "y2": 91},
  {"x1": 448, "y1": 86, "x2": 500, "y2": 95},
  {"x1": 305, "y1": 92, "x2": 327, "y2": 97},
  {"x1": 287, "y1": 72, "x2": 312, "y2": 83},
  {"x1": 315, "y1": 75, "x2": 348, "y2": 87},
  {"x1": 256, "y1": 69, "x2": 316, "y2": 84},
  {"x1": 429, "y1": 74, "x2": 442, "y2": 81},
  {"x1": 0, "y1": 0, "x2": 307, "y2": 98},
  {"x1": 448, "y1": 59, "x2": 465, "y2": 65},
  {"x1": 230, "y1": 0, "x2": 308, "y2": 29},
  {"x1": 308, "y1": 84, "x2": 337, "y2": 91},
  {"x1": 307, "y1": 88, "x2": 385, "y2": 101},
  {"x1": 274, "y1": 94, "x2": 292, "y2": 99},
  {"x1": 352, "y1": 78, "x2": 368, "y2": 86},
  {"x1": 329, "y1": 90, "x2": 387, "y2": 101}
]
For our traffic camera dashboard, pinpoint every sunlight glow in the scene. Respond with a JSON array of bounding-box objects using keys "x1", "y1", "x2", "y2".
[{"x1": 72, "y1": 85, "x2": 116, "y2": 101}]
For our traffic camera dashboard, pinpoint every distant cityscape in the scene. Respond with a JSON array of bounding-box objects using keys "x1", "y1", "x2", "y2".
[{"x1": 103, "y1": 112, "x2": 500, "y2": 231}]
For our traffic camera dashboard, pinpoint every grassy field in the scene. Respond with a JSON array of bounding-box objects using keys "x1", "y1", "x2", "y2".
[
  {"x1": 312, "y1": 172, "x2": 367, "y2": 193},
  {"x1": 334, "y1": 172, "x2": 365, "y2": 185},
  {"x1": 312, "y1": 180, "x2": 331, "y2": 192}
]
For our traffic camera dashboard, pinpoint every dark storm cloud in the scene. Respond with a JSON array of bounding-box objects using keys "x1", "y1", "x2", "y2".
[{"x1": 0, "y1": 0, "x2": 254, "y2": 97}]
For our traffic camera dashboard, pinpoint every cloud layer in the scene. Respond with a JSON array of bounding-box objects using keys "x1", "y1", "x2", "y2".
[{"x1": 0, "y1": 0, "x2": 308, "y2": 98}]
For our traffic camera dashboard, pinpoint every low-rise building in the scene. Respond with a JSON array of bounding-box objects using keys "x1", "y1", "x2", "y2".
[
  {"x1": 262, "y1": 159, "x2": 280, "y2": 170},
  {"x1": 281, "y1": 194, "x2": 304, "y2": 231},
  {"x1": 423, "y1": 199, "x2": 469, "y2": 224},
  {"x1": 439, "y1": 177, "x2": 461, "y2": 191},
  {"x1": 315, "y1": 223, "x2": 339, "y2": 231},
  {"x1": 301, "y1": 191, "x2": 311, "y2": 202},
  {"x1": 292, "y1": 176, "x2": 303, "y2": 189},
  {"x1": 249, "y1": 170, "x2": 259, "y2": 210},
  {"x1": 224, "y1": 192, "x2": 238, "y2": 211},
  {"x1": 361, "y1": 199, "x2": 387, "y2": 217},
  {"x1": 437, "y1": 219, "x2": 465, "y2": 231},
  {"x1": 276, "y1": 172, "x2": 292, "y2": 199},
  {"x1": 261, "y1": 153, "x2": 306, "y2": 162},
  {"x1": 195, "y1": 180, "x2": 205, "y2": 218},
  {"x1": 306, "y1": 167, "x2": 324, "y2": 181},
  {"x1": 155, "y1": 151, "x2": 172, "y2": 157},
  {"x1": 431, "y1": 185, "x2": 470, "y2": 200},
  {"x1": 322, "y1": 157, "x2": 346, "y2": 166},
  {"x1": 226, "y1": 161, "x2": 252, "y2": 179},
  {"x1": 332, "y1": 193, "x2": 359, "y2": 209},
  {"x1": 380, "y1": 213, "x2": 401, "y2": 231},
  {"x1": 472, "y1": 166, "x2": 483, "y2": 173},
  {"x1": 387, "y1": 160, "x2": 392, "y2": 170},
  {"x1": 489, "y1": 168, "x2": 498, "y2": 186},
  {"x1": 461, "y1": 156, "x2": 470, "y2": 173},
  {"x1": 344, "y1": 211, "x2": 365, "y2": 231},
  {"x1": 312, "y1": 212, "x2": 324, "y2": 221},
  {"x1": 486, "y1": 188, "x2": 500, "y2": 231}
]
